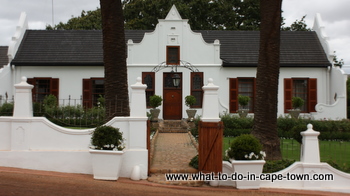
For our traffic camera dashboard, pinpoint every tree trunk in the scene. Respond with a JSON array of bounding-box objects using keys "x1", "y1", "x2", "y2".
[
  {"x1": 251, "y1": 0, "x2": 282, "y2": 160},
  {"x1": 100, "y1": 0, "x2": 130, "y2": 120}
]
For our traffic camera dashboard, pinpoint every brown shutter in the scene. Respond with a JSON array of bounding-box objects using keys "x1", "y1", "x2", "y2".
[
  {"x1": 50, "y1": 78, "x2": 59, "y2": 101},
  {"x1": 308, "y1": 78, "x2": 317, "y2": 112},
  {"x1": 284, "y1": 78, "x2": 292, "y2": 113},
  {"x1": 191, "y1": 72, "x2": 203, "y2": 108},
  {"x1": 82, "y1": 79, "x2": 92, "y2": 108},
  {"x1": 142, "y1": 72, "x2": 155, "y2": 108},
  {"x1": 27, "y1": 78, "x2": 35, "y2": 102},
  {"x1": 229, "y1": 78, "x2": 238, "y2": 113}
]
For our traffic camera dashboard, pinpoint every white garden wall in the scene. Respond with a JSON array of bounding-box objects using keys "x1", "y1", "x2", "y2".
[{"x1": 0, "y1": 77, "x2": 148, "y2": 179}]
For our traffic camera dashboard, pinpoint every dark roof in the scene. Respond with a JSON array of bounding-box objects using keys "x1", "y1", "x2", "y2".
[
  {"x1": 0, "y1": 46, "x2": 9, "y2": 67},
  {"x1": 11, "y1": 30, "x2": 331, "y2": 67}
]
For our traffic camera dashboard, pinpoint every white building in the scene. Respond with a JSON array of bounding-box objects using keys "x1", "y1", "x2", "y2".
[{"x1": 0, "y1": 6, "x2": 347, "y2": 120}]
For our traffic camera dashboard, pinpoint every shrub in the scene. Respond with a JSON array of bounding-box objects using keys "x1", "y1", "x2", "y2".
[
  {"x1": 91, "y1": 125, "x2": 124, "y2": 150},
  {"x1": 43, "y1": 94, "x2": 58, "y2": 108},
  {"x1": 226, "y1": 134, "x2": 264, "y2": 160},
  {"x1": 291, "y1": 124, "x2": 307, "y2": 144},
  {"x1": 263, "y1": 159, "x2": 295, "y2": 173},
  {"x1": 0, "y1": 102, "x2": 14, "y2": 116},
  {"x1": 185, "y1": 95, "x2": 196, "y2": 108},
  {"x1": 189, "y1": 154, "x2": 198, "y2": 169},
  {"x1": 238, "y1": 94, "x2": 250, "y2": 108},
  {"x1": 292, "y1": 97, "x2": 304, "y2": 109},
  {"x1": 149, "y1": 95, "x2": 162, "y2": 108}
]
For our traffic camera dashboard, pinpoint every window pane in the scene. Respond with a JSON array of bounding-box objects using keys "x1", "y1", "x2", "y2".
[
  {"x1": 167, "y1": 47, "x2": 179, "y2": 65},
  {"x1": 293, "y1": 79, "x2": 307, "y2": 112},
  {"x1": 238, "y1": 78, "x2": 254, "y2": 112}
]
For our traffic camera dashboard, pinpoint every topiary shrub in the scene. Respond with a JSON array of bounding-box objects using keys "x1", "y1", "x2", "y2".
[
  {"x1": 149, "y1": 95, "x2": 162, "y2": 109},
  {"x1": 238, "y1": 94, "x2": 250, "y2": 109},
  {"x1": 226, "y1": 134, "x2": 264, "y2": 160},
  {"x1": 91, "y1": 125, "x2": 124, "y2": 150},
  {"x1": 292, "y1": 97, "x2": 304, "y2": 109},
  {"x1": 185, "y1": 95, "x2": 196, "y2": 108}
]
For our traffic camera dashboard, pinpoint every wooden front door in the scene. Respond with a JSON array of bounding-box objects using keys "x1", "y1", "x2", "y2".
[{"x1": 163, "y1": 72, "x2": 182, "y2": 120}]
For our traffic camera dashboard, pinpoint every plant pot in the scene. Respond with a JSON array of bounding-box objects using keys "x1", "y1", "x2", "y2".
[
  {"x1": 231, "y1": 160, "x2": 265, "y2": 189},
  {"x1": 150, "y1": 108, "x2": 160, "y2": 122},
  {"x1": 89, "y1": 149, "x2": 124, "y2": 180},
  {"x1": 186, "y1": 109, "x2": 197, "y2": 121},
  {"x1": 237, "y1": 109, "x2": 249, "y2": 118},
  {"x1": 288, "y1": 109, "x2": 301, "y2": 119}
]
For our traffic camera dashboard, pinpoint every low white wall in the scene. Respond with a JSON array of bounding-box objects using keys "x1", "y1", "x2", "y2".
[
  {"x1": 218, "y1": 124, "x2": 350, "y2": 193},
  {"x1": 0, "y1": 116, "x2": 148, "y2": 179},
  {"x1": 0, "y1": 76, "x2": 149, "y2": 180}
]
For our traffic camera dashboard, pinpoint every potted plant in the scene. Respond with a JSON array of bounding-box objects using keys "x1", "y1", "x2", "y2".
[
  {"x1": 89, "y1": 125, "x2": 125, "y2": 180},
  {"x1": 149, "y1": 95, "x2": 162, "y2": 122},
  {"x1": 185, "y1": 95, "x2": 197, "y2": 121},
  {"x1": 226, "y1": 134, "x2": 266, "y2": 189},
  {"x1": 237, "y1": 94, "x2": 250, "y2": 118},
  {"x1": 289, "y1": 97, "x2": 304, "y2": 119}
]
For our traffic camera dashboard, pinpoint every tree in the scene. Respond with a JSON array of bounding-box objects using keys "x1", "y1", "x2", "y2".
[
  {"x1": 282, "y1": 15, "x2": 311, "y2": 31},
  {"x1": 251, "y1": 0, "x2": 282, "y2": 160},
  {"x1": 122, "y1": 0, "x2": 260, "y2": 30},
  {"x1": 46, "y1": 9, "x2": 102, "y2": 30},
  {"x1": 333, "y1": 51, "x2": 344, "y2": 68},
  {"x1": 99, "y1": 0, "x2": 130, "y2": 120}
]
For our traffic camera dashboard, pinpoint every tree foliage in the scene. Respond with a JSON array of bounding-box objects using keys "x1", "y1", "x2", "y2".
[
  {"x1": 123, "y1": 0, "x2": 260, "y2": 30},
  {"x1": 47, "y1": 0, "x2": 261, "y2": 30},
  {"x1": 46, "y1": 9, "x2": 102, "y2": 30},
  {"x1": 282, "y1": 15, "x2": 311, "y2": 31}
]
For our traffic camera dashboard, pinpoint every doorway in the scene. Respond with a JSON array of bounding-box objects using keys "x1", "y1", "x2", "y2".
[{"x1": 163, "y1": 72, "x2": 182, "y2": 120}]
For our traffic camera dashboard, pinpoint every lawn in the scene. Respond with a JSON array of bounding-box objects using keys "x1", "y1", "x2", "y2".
[{"x1": 223, "y1": 137, "x2": 350, "y2": 167}]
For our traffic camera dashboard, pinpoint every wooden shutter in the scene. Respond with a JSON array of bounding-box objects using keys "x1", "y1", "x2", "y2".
[
  {"x1": 142, "y1": 72, "x2": 155, "y2": 108},
  {"x1": 308, "y1": 78, "x2": 317, "y2": 112},
  {"x1": 229, "y1": 78, "x2": 238, "y2": 113},
  {"x1": 284, "y1": 78, "x2": 293, "y2": 113},
  {"x1": 27, "y1": 78, "x2": 35, "y2": 102},
  {"x1": 191, "y1": 72, "x2": 203, "y2": 108},
  {"x1": 50, "y1": 78, "x2": 59, "y2": 100},
  {"x1": 82, "y1": 79, "x2": 92, "y2": 108}
]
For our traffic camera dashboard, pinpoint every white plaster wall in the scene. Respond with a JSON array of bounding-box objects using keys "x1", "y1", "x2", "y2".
[{"x1": 0, "y1": 65, "x2": 13, "y2": 100}]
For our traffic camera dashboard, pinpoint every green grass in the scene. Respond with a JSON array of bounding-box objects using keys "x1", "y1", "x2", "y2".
[{"x1": 223, "y1": 137, "x2": 350, "y2": 168}]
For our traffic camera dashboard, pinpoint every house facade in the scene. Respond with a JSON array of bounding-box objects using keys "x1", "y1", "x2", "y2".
[{"x1": 0, "y1": 6, "x2": 347, "y2": 120}]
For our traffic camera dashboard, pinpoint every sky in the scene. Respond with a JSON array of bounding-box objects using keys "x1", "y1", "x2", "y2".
[{"x1": 0, "y1": 0, "x2": 349, "y2": 66}]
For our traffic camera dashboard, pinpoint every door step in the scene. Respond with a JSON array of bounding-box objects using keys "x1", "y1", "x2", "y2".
[{"x1": 158, "y1": 120, "x2": 189, "y2": 133}]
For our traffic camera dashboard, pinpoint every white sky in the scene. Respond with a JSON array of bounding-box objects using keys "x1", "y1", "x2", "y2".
[{"x1": 0, "y1": 0, "x2": 349, "y2": 65}]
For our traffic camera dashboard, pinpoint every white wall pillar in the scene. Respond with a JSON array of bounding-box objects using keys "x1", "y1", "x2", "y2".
[
  {"x1": 130, "y1": 77, "x2": 147, "y2": 118},
  {"x1": 201, "y1": 78, "x2": 220, "y2": 122},
  {"x1": 13, "y1": 76, "x2": 33, "y2": 118},
  {"x1": 300, "y1": 124, "x2": 320, "y2": 163}
]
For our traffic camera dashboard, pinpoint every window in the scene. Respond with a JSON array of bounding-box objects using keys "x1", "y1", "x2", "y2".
[
  {"x1": 284, "y1": 78, "x2": 317, "y2": 113},
  {"x1": 142, "y1": 72, "x2": 155, "y2": 108},
  {"x1": 191, "y1": 72, "x2": 203, "y2": 108},
  {"x1": 83, "y1": 78, "x2": 104, "y2": 108},
  {"x1": 167, "y1": 46, "x2": 180, "y2": 65},
  {"x1": 27, "y1": 77, "x2": 59, "y2": 102},
  {"x1": 229, "y1": 78, "x2": 255, "y2": 113}
]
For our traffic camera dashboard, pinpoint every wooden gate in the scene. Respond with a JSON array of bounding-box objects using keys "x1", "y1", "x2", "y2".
[{"x1": 198, "y1": 121, "x2": 223, "y2": 174}]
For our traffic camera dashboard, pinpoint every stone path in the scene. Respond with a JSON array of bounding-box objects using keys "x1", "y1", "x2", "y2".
[
  {"x1": 148, "y1": 132, "x2": 201, "y2": 185},
  {"x1": 150, "y1": 132, "x2": 197, "y2": 173}
]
